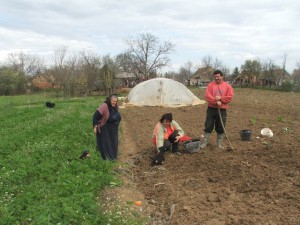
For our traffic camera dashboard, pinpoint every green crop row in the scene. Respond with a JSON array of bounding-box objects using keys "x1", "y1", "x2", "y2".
[{"x1": 0, "y1": 94, "x2": 145, "y2": 225}]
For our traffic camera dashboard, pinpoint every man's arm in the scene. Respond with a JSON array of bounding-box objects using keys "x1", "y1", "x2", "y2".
[
  {"x1": 220, "y1": 84, "x2": 234, "y2": 104},
  {"x1": 204, "y1": 83, "x2": 217, "y2": 104}
]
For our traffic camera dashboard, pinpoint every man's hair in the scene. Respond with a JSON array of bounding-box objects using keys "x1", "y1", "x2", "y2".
[
  {"x1": 213, "y1": 70, "x2": 223, "y2": 77},
  {"x1": 160, "y1": 113, "x2": 173, "y2": 123}
]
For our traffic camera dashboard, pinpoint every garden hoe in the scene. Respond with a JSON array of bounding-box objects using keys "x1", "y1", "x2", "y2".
[{"x1": 218, "y1": 107, "x2": 234, "y2": 151}]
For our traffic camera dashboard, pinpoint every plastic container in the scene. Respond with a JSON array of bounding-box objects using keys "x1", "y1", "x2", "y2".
[
  {"x1": 261, "y1": 128, "x2": 273, "y2": 137},
  {"x1": 240, "y1": 130, "x2": 252, "y2": 141}
]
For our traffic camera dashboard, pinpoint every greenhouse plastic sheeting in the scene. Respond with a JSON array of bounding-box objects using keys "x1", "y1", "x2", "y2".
[{"x1": 127, "y1": 78, "x2": 205, "y2": 107}]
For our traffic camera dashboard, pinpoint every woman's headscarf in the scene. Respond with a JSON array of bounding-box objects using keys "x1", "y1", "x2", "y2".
[{"x1": 104, "y1": 94, "x2": 118, "y2": 113}]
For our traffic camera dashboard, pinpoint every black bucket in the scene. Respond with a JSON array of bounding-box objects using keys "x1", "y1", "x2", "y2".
[{"x1": 240, "y1": 130, "x2": 252, "y2": 141}]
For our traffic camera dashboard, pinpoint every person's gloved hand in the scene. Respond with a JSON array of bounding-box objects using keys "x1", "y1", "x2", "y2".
[
  {"x1": 168, "y1": 130, "x2": 179, "y2": 143},
  {"x1": 174, "y1": 135, "x2": 180, "y2": 142}
]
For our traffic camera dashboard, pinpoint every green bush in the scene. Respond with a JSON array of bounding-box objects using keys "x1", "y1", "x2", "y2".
[{"x1": 280, "y1": 81, "x2": 294, "y2": 92}]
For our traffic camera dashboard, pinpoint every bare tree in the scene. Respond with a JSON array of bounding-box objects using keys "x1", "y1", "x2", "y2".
[
  {"x1": 0, "y1": 66, "x2": 19, "y2": 95},
  {"x1": 7, "y1": 51, "x2": 44, "y2": 77},
  {"x1": 241, "y1": 59, "x2": 262, "y2": 86},
  {"x1": 115, "y1": 52, "x2": 138, "y2": 79},
  {"x1": 179, "y1": 61, "x2": 193, "y2": 85},
  {"x1": 261, "y1": 59, "x2": 277, "y2": 87},
  {"x1": 124, "y1": 33, "x2": 175, "y2": 81},
  {"x1": 102, "y1": 54, "x2": 119, "y2": 73},
  {"x1": 101, "y1": 54, "x2": 119, "y2": 94},
  {"x1": 65, "y1": 54, "x2": 79, "y2": 98},
  {"x1": 260, "y1": 55, "x2": 289, "y2": 87},
  {"x1": 279, "y1": 53, "x2": 288, "y2": 84},
  {"x1": 51, "y1": 46, "x2": 81, "y2": 98},
  {"x1": 79, "y1": 50, "x2": 102, "y2": 94},
  {"x1": 231, "y1": 67, "x2": 240, "y2": 79},
  {"x1": 201, "y1": 55, "x2": 223, "y2": 70},
  {"x1": 51, "y1": 46, "x2": 68, "y2": 96},
  {"x1": 6, "y1": 51, "x2": 45, "y2": 93},
  {"x1": 165, "y1": 70, "x2": 179, "y2": 79},
  {"x1": 292, "y1": 60, "x2": 300, "y2": 86},
  {"x1": 201, "y1": 55, "x2": 213, "y2": 68},
  {"x1": 100, "y1": 64, "x2": 114, "y2": 95},
  {"x1": 221, "y1": 65, "x2": 231, "y2": 79}
]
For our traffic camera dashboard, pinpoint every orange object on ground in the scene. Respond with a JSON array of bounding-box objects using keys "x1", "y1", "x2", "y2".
[{"x1": 134, "y1": 201, "x2": 142, "y2": 206}]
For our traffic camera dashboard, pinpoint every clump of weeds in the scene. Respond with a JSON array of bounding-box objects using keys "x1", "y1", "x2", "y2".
[
  {"x1": 277, "y1": 115, "x2": 285, "y2": 122},
  {"x1": 249, "y1": 116, "x2": 257, "y2": 126}
]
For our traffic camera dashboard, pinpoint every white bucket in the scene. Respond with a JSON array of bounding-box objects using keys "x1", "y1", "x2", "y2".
[{"x1": 261, "y1": 128, "x2": 273, "y2": 137}]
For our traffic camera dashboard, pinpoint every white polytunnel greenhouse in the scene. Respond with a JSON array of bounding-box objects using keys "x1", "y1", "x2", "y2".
[{"x1": 125, "y1": 78, "x2": 205, "y2": 107}]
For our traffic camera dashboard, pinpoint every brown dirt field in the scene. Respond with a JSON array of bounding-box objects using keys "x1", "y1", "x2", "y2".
[{"x1": 107, "y1": 88, "x2": 300, "y2": 225}]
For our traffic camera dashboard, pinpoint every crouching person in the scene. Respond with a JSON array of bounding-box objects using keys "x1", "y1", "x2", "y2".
[{"x1": 152, "y1": 113, "x2": 191, "y2": 157}]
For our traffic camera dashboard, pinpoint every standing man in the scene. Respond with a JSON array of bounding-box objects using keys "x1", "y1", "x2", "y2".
[{"x1": 200, "y1": 70, "x2": 234, "y2": 149}]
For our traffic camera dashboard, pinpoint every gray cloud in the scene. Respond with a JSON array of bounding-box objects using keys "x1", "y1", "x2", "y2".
[{"x1": 0, "y1": 0, "x2": 299, "y2": 73}]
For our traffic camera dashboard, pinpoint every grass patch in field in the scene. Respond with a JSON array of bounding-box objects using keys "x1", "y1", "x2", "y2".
[{"x1": 0, "y1": 94, "x2": 147, "y2": 225}]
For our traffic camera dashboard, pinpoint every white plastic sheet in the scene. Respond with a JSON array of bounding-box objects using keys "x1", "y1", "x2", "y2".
[{"x1": 127, "y1": 78, "x2": 205, "y2": 107}]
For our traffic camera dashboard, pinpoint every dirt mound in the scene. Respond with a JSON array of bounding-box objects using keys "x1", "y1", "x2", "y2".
[{"x1": 115, "y1": 88, "x2": 300, "y2": 225}]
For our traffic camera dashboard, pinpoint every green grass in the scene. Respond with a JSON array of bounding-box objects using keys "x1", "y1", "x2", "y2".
[{"x1": 0, "y1": 93, "x2": 145, "y2": 225}]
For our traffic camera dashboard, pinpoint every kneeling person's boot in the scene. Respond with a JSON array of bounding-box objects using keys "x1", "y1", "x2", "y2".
[
  {"x1": 172, "y1": 142, "x2": 181, "y2": 156},
  {"x1": 217, "y1": 133, "x2": 225, "y2": 149},
  {"x1": 200, "y1": 132, "x2": 211, "y2": 149}
]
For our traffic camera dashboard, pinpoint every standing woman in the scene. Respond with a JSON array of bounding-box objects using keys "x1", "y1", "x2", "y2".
[{"x1": 93, "y1": 94, "x2": 121, "y2": 160}]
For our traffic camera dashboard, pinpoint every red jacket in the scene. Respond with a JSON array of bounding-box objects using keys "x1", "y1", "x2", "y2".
[{"x1": 205, "y1": 81, "x2": 234, "y2": 109}]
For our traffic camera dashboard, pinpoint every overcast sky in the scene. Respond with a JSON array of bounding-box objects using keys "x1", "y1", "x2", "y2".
[{"x1": 0, "y1": 0, "x2": 299, "y2": 74}]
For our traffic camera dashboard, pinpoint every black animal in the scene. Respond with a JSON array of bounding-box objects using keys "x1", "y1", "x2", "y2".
[
  {"x1": 80, "y1": 150, "x2": 90, "y2": 159},
  {"x1": 150, "y1": 147, "x2": 165, "y2": 166},
  {"x1": 67, "y1": 150, "x2": 90, "y2": 163},
  {"x1": 45, "y1": 102, "x2": 55, "y2": 108}
]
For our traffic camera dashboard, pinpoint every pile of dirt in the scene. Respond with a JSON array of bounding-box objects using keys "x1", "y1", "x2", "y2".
[{"x1": 110, "y1": 88, "x2": 300, "y2": 225}]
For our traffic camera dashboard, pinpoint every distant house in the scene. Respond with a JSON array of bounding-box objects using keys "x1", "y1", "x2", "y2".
[
  {"x1": 190, "y1": 66, "x2": 214, "y2": 86},
  {"x1": 115, "y1": 72, "x2": 137, "y2": 88},
  {"x1": 234, "y1": 68, "x2": 291, "y2": 87},
  {"x1": 234, "y1": 70, "x2": 257, "y2": 86}
]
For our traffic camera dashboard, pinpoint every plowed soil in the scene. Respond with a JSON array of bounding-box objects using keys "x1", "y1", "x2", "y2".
[{"x1": 109, "y1": 88, "x2": 300, "y2": 225}]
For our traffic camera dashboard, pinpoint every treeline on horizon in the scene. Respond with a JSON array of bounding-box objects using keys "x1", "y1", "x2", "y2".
[{"x1": 1, "y1": 33, "x2": 300, "y2": 96}]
